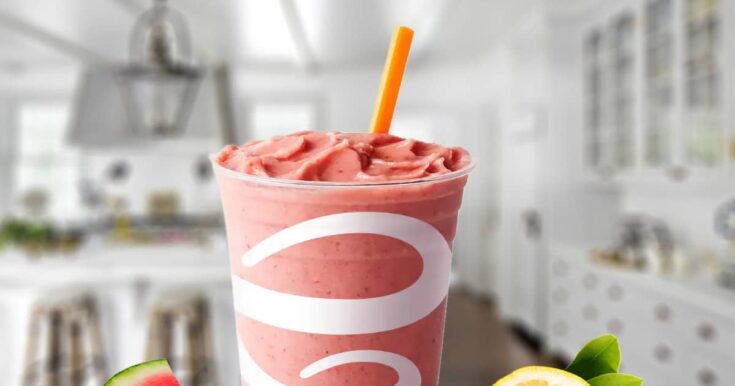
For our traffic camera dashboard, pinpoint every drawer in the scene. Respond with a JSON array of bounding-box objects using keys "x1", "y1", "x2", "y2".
[
  {"x1": 589, "y1": 300, "x2": 688, "y2": 381},
  {"x1": 621, "y1": 352, "x2": 681, "y2": 386},
  {"x1": 633, "y1": 340, "x2": 685, "y2": 381},
  {"x1": 670, "y1": 301, "x2": 735, "y2": 358},
  {"x1": 548, "y1": 253, "x2": 735, "y2": 384},
  {"x1": 679, "y1": 351, "x2": 735, "y2": 386},
  {"x1": 549, "y1": 266, "x2": 611, "y2": 308}
]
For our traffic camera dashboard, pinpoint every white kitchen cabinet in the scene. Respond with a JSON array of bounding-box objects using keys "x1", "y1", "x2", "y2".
[
  {"x1": 581, "y1": 0, "x2": 735, "y2": 185},
  {"x1": 0, "y1": 243, "x2": 238, "y2": 386},
  {"x1": 684, "y1": 352, "x2": 735, "y2": 386},
  {"x1": 547, "y1": 247, "x2": 735, "y2": 386},
  {"x1": 494, "y1": 12, "x2": 553, "y2": 337},
  {"x1": 681, "y1": 0, "x2": 727, "y2": 170},
  {"x1": 643, "y1": 0, "x2": 677, "y2": 171},
  {"x1": 582, "y1": 1, "x2": 639, "y2": 180}
]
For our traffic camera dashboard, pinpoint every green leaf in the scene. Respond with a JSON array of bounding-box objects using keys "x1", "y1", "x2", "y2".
[
  {"x1": 588, "y1": 373, "x2": 643, "y2": 386},
  {"x1": 566, "y1": 334, "x2": 621, "y2": 380}
]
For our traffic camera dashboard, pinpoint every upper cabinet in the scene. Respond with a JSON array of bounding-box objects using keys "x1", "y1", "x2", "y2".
[
  {"x1": 584, "y1": 29, "x2": 604, "y2": 175},
  {"x1": 582, "y1": 0, "x2": 733, "y2": 184},
  {"x1": 584, "y1": 10, "x2": 637, "y2": 179},
  {"x1": 682, "y1": 0, "x2": 723, "y2": 168},
  {"x1": 644, "y1": 0, "x2": 676, "y2": 170}
]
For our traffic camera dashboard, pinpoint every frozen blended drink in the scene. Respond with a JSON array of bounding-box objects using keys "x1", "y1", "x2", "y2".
[{"x1": 213, "y1": 131, "x2": 471, "y2": 386}]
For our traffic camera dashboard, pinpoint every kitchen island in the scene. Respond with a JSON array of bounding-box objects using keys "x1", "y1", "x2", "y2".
[{"x1": 0, "y1": 235, "x2": 238, "y2": 386}]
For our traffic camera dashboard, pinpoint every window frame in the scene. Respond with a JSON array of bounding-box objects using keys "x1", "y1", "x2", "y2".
[{"x1": 10, "y1": 96, "x2": 80, "y2": 221}]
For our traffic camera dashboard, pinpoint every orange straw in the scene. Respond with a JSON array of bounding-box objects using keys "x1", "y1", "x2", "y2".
[{"x1": 369, "y1": 26, "x2": 414, "y2": 134}]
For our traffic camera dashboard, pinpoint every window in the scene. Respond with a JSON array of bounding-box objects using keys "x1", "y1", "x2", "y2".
[
  {"x1": 246, "y1": 100, "x2": 317, "y2": 142},
  {"x1": 15, "y1": 102, "x2": 79, "y2": 221},
  {"x1": 391, "y1": 111, "x2": 461, "y2": 146}
]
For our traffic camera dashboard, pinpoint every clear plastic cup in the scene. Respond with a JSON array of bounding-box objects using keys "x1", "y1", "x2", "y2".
[{"x1": 212, "y1": 157, "x2": 472, "y2": 386}]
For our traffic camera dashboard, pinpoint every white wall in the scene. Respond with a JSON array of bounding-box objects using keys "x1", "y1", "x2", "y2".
[
  {"x1": 0, "y1": 66, "x2": 80, "y2": 96},
  {"x1": 0, "y1": 101, "x2": 15, "y2": 216}
]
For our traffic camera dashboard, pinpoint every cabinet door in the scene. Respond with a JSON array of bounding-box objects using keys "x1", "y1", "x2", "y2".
[
  {"x1": 501, "y1": 134, "x2": 545, "y2": 335},
  {"x1": 583, "y1": 8, "x2": 639, "y2": 180},
  {"x1": 643, "y1": 0, "x2": 678, "y2": 171},
  {"x1": 684, "y1": 353, "x2": 735, "y2": 386},
  {"x1": 682, "y1": 0, "x2": 726, "y2": 169},
  {"x1": 546, "y1": 258, "x2": 616, "y2": 359},
  {"x1": 609, "y1": 12, "x2": 638, "y2": 173},
  {"x1": 584, "y1": 29, "x2": 606, "y2": 175},
  {"x1": 583, "y1": 0, "x2": 733, "y2": 182}
]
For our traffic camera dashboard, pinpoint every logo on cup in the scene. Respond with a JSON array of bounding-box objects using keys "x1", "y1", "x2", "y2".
[{"x1": 231, "y1": 212, "x2": 453, "y2": 385}]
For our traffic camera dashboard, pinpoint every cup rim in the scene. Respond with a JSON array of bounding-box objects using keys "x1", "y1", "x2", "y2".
[{"x1": 210, "y1": 154, "x2": 474, "y2": 188}]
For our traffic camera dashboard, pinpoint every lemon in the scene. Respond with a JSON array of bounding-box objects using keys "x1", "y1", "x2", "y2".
[{"x1": 493, "y1": 366, "x2": 589, "y2": 386}]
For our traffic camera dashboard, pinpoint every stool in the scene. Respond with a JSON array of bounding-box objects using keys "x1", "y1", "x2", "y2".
[
  {"x1": 145, "y1": 291, "x2": 217, "y2": 386},
  {"x1": 22, "y1": 292, "x2": 107, "y2": 386}
]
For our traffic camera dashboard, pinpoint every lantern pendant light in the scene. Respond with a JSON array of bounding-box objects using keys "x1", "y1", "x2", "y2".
[{"x1": 118, "y1": 0, "x2": 203, "y2": 137}]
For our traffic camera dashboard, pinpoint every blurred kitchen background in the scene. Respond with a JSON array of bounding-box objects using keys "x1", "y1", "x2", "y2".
[{"x1": 0, "y1": 0, "x2": 734, "y2": 385}]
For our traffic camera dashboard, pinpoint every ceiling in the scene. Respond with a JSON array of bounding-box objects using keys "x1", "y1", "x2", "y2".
[{"x1": 0, "y1": 0, "x2": 587, "y2": 71}]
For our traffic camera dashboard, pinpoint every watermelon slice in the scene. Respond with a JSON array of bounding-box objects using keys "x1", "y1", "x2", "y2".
[{"x1": 105, "y1": 359, "x2": 180, "y2": 386}]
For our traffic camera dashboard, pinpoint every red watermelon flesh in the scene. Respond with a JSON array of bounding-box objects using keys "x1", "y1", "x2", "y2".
[
  {"x1": 105, "y1": 359, "x2": 181, "y2": 386},
  {"x1": 133, "y1": 373, "x2": 180, "y2": 386},
  {"x1": 136, "y1": 374, "x2": 180, "y2": 386}
]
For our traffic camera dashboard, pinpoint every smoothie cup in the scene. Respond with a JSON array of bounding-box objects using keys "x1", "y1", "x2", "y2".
[{"x1": 212, "y1": 157, "x2": 471, "y2": 386}]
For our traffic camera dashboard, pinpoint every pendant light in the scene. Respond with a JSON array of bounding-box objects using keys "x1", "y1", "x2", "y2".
[{"x1": 118, "y1": 0, "x2": 203, "y2": 137}]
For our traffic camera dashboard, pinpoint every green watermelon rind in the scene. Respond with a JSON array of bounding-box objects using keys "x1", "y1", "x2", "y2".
[{"x1": 105, "y1": 358, "x2": 173, "y2": 386}]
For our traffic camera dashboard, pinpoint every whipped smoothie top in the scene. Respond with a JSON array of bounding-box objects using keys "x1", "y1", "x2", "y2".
[{"x1": 216, "y1": 131, "x2": 471, "y2": 183}]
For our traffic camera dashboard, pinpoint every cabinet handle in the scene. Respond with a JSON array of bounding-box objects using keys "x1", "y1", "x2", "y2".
[
  {"x1": 698, "y1": 368, "x2": 718, "y2": 386},
  {"x1": 607, "y1": 318, "x2": 624, "y2": 335},
  {"x1": 666, "y1": 165, "x2": 689, "y2": 181},
  {"x1": 653, "y1": 344, "x2": 672, "y2": 363},
  {"x1": 522, "y1": 209, "x2": 542, "y2": 239},
  {"x1": 697, "y1": 323, "x2": 718, "y2": 342},
  {"x1": 654, "y1": 304, "x2": 672, "y2": 323}
]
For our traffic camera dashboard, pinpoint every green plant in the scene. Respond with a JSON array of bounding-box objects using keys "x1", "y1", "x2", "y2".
[{"x1": 0, "y1": 218, "x2": 54, "y2": 249}]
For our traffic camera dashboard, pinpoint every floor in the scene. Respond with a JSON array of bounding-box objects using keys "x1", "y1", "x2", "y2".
[{"x1": 439, "y1": 290, "x2": 553, "y2": 386}]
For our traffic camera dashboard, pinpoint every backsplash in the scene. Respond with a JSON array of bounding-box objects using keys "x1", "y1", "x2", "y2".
[
  {"x1": 81, "y1": 144, "x2": 221, "y2": 217},
  {"x1": 623, "y1": 185, "x2": 735, "y2": 253}
]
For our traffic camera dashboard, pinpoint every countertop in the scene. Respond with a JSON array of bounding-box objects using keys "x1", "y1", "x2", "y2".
[
  {"x1": 550, "y1": 243, "x2": 735, "y2": 321},
  {"x1": 0, "y1": 235, "x2": 230, "y2": 286}
]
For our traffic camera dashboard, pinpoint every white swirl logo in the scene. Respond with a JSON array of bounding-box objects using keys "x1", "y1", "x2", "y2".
[{"x1": 231, "y1": 212, "x2": 452, "y2": 386}]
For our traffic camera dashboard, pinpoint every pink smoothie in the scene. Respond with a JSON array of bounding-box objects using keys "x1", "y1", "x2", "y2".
[{"x1": 214, "y1": 131, "x2": 471, "y2": 386}]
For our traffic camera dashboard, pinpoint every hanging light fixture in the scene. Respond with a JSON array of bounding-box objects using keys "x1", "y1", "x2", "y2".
[{"x1": 118, "y1": 0, "x2": 203, "y2": 137}]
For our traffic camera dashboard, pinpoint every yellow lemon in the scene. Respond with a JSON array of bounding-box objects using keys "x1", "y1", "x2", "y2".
[{"x1": 493, "y1": 366, "x2": 589, "y2": 386}]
